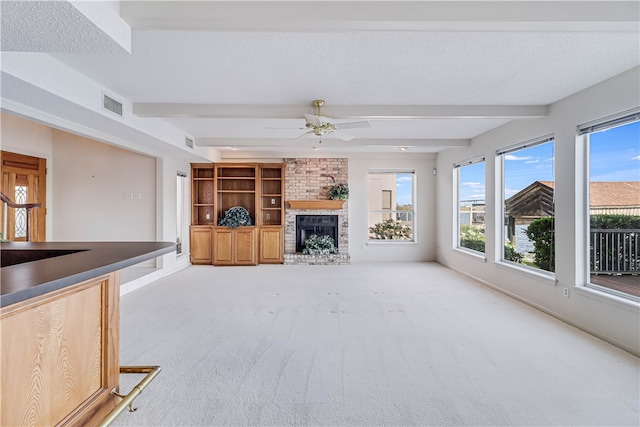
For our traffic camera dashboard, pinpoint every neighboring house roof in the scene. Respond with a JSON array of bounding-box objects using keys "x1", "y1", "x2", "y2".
[
  {"x1": 505, "y1": 181, "x2": 554, "y2": 217},
  {"x1": 505, "y1": 181, "x2": 640, "y2": 217},
  {"x1": 589, "y1": 182, "x2": 640, "y2": 207}
]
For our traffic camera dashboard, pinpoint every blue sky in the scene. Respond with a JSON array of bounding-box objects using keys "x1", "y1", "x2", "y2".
[
  {"x1": 590, "y1": 121, "x2": 640, "y2": 182},
  {"x1": 396, "y1": 173, "x2": 413, "y2": 205},
  {"x1": 458, "y1": 120, "x2": 639, "y2": 201}
]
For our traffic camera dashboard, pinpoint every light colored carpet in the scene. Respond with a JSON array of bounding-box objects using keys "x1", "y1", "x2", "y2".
[{"x1": 114, "y1": 263, "x2": 639, "y2": 426}]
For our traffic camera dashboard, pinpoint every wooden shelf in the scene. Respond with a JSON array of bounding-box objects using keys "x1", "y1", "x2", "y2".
[
  {"x1": 287, "y1": 200, "x2": 346, "y2": 210},
  {"x1": 191, "y1": 162, "x2": 285, "y2": 265}
]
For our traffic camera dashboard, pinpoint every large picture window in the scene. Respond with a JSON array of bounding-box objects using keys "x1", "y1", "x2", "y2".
[
  {"x1": 580, "y1": 110, "x2": 640, "y2": 300},
  {"x1": 499, "y1": 136, "x2": 555, "y2": 272},
  {"x1": 368, "y1": 171, "x2": 415, "y2": 241},
  {"x1": 455, "y1": 158, "x2": 485, "y2": 253}
]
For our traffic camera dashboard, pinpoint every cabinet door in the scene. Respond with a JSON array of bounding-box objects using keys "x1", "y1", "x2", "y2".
[
  {"x1": 259, "y1": 227, "x2": 283, "y2": 264},
  {"x1": 190, "y1": 226, "x2": 212, "y2": 264},
  {"x1": 235, "y1": 228, "x2": 258, "y2": 265},
  {"x1": 213, "y1": 228, "x2": 234, "y2": 265}
]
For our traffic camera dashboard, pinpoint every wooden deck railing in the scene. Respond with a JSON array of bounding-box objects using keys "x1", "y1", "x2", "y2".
[{"x1": 590, "y1": 229, "x2": 639, "y2": 274}]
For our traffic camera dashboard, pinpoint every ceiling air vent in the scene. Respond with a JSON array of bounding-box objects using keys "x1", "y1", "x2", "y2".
[
  {"x1": 185, "y1": 137, "x2": 194, "y2": 149},
  {"x1": 102, "y1": 93, "x2": 123, "y2": 116}
]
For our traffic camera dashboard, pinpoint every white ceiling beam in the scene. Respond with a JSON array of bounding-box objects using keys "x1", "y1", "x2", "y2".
[
  {"x1": 194, "y1": 138, "x2": 470, "y2": 148},
  {"x1": 70, "y1": 1, "x2": 131, "y2": 53},
  {"x1": 121, "y1": 1, "x2": 640, "y2": 33},
  {"x1": 134, "y1": 104, "x2": 548, "y2": 120}
]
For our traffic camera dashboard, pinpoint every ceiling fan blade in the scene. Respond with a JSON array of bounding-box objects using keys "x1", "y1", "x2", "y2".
[
  {"x1": 292, "y1": 130, "x2": 314, "y2": 142},
  {"x1": 266, "y1": 126, "x2": 306, "y2": 130},
  {"x1": 304, "y1": 114, "x2": 322, "y2": 125},
  {"x1": 332, "y1": 130, "x2": 354, "y2": 141},
  {"x1": 335, "y1": 121, "x2": 371, "y2": 130}
]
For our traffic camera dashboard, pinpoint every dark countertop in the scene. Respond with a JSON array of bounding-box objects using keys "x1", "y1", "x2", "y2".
[{"x1": 0, "y1": 241, "x2": 175, "y2": 308}]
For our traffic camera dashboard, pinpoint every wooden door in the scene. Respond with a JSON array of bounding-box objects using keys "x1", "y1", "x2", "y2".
[
  {"x1": 235, "y1": 227, "x2": 257, "y2": 265},
  {"x1": 213, "y1": 227, "x2": 234, "y2": 265},
  {"x1": 0, "y1": 151, "x2": 46, "y2": 241},
  {"x1": 259, "y1": 227, "x2": 284, "y2": 264}
]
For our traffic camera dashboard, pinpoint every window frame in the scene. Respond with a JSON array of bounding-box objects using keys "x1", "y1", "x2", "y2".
[
  {"x1": 176, "y1": 171, "x2": 187, "y2": 256},
  {"x1": 580, "y1": 108, "x2": 640, "y2": 302},
  {"x1": 496, "y1": 135, "x2": 556, "y2": 275},
  {"x1": 454, "y1": 156, "x2": 486, "y2": 255},
  {"x1": 367, "y1": 169, "x2": 416, "y2": 243}
]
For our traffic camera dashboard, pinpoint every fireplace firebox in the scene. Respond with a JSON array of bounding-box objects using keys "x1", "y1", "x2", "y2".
[{"x1": 296, "y1": 215, "x2": 338, "y2": 253}]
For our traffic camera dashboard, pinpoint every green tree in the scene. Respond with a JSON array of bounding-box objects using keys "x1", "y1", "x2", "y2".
[{"x1": 525, "y1": 217, "x2": 555, "y2": 272}]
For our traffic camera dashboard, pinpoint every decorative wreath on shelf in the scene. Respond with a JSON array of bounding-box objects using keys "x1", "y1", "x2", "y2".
[
  {"x1": 328, "y1": 183, "x2": 349, "y2": 200},
  {"x1": 218, "y1": 206, "x2": 253, "y2": 229}
]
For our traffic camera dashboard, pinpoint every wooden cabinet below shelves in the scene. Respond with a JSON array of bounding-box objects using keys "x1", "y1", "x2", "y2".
[
  {"x1": 213, "y1": 226, "x2": 258, "y2": 266},
  {"x1": 190, "y1": 226, "x2": 212, "y2": 265},
  {"x1": 259, "y1": 227, "x2": 284, "y2": 264}
]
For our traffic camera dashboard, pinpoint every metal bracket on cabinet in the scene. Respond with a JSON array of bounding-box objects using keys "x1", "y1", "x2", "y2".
[{"x1": 98, "y1": 365, "x2": 162, "y2": 427}]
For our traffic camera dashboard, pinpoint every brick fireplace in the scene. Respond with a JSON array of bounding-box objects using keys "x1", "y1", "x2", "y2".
[{"x1": 284, "y1": 158, "x2": 350, "y2": 264}]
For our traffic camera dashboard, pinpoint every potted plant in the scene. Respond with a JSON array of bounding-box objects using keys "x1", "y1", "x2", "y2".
[
  {"x1": 302, "y1": 234, "x2": 339, "y2": 255},
  {"x1": 328, "y1": 182, "x2": 349, "y2": 200}
]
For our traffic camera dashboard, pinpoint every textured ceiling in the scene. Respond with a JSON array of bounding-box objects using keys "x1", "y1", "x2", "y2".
[
  {"x1": 2, "y1": 1, "x2": 640, "y2": 155},
  {"x1": 0, "y1": 1, "x2": 128, "y2": 53}
]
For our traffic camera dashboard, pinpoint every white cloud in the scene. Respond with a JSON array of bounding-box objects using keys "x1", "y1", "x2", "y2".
[
  {"x1": 505, "y1": 154, "x2": 532, "y2": 161},
  {"x1": 396, "y1": 176, "x2": 413, "y2": 182},
  {"x1": 462, "y1": 181, "x2": 485, "y2": 189},
  {"x1": 633, "y1": 155, "x2": 640, "y2": 160},
  {"x1": 524, "y1": 160, "x2": 539, "y2": 164}
]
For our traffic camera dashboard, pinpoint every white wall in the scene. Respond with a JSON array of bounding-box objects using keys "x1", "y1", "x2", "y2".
[
  {"x1": 350, "y1": 154, "x2": 437, "y2": 262},
  {"x1": 51, "y1": 129, "x2": 156, "y2": 241},
  {"x1": 157, "y1": 154, "x2": 193, "y2": 276},
  {"x1": 436, "y1": 67, "x2": 640, "y2": 356}
]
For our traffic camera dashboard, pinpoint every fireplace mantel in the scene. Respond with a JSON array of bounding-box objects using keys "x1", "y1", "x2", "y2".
[{"x1": 287, "y1": 200, "x2": 346, "y2": 210}]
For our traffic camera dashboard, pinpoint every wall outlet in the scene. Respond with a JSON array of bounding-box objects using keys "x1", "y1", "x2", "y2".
[
  {"x1": 563, "y1": 287, "x2": 570, "y2": 298},
  {"x1": 271, "y1": 198, "x2": 276, "y2": 205}
]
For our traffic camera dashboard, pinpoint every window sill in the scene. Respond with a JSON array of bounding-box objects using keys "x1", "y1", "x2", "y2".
[
  {"x1": 494, "y1": 261, "x2": 556, "y2": 285},
  {"x1": 366, "y1": 240, "x2": 417, "y2": 246},
  {"x1": 574, "y1": 285, "x2": 640, "y2": 309},
  {"x1": 453, "y1": 247, "x2": 487, "y2": 262}
]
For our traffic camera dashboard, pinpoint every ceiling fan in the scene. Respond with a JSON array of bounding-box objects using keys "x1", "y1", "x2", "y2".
[{"x1": 272, "y1": 100, "x2": 371, "y2": 142}]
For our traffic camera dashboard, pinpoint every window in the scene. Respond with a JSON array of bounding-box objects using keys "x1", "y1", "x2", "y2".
[
  {"x1": 368, "y1": 171, "x2": 415, "y2": 241},
  {"x1": 176, "y1": 172, "x2": 187, "y2": 255},
  {"x1": 499, "y1": 136, "x2": 555, "y2": 272},
  {"x1": 580, "y1": 109, "x2": 640, "y2": 300},
  {"x1": 455, "y1": 158, "x2": 485, "y2": 253}
]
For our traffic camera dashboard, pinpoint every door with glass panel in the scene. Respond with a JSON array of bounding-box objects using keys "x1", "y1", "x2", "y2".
[{"x1": 0, "y1": 151, "x2": 46, "y2": 242}]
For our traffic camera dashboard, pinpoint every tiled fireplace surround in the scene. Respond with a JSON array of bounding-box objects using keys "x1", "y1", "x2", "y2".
[{"x1": 284, "y1": 158, "x2": 350, "y2": 264}]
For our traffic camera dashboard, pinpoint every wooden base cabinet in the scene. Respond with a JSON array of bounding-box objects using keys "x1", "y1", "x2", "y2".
[
  {"x1": 259, "y1": 227, "x2": 284, "y2": 264},
  {"x1": 190, "y1": 226, "x2": 212, "y2": 265},
  {"x1": 0, "y1": 273, "x2": 120, "y2": 426},
  {"x1": 213, "y1": 226, "x2": 258, "y2": 266}
]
